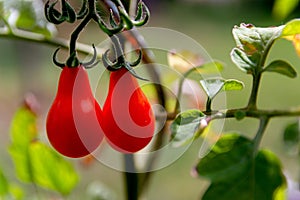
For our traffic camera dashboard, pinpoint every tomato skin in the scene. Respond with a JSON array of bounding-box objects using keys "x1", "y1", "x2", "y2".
[
  {"x1": 46, "y1": 66, "x2": 103, "y2": 158},
  {"x1": 102, "y1": 68, "x2": 155, "y2": 153}
]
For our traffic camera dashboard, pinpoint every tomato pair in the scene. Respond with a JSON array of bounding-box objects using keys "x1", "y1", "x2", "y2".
[{"x1": 46, "y1": 66, "x2": 155, "y2": 158}]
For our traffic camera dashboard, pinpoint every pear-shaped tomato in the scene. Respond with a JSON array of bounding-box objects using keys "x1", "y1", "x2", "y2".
[
  {"x1": 102, "y1": 68, "x2": 155, "y2": 153},
  {"x1": 47, "y1": 66, "x2": 103, "y2": 158}
]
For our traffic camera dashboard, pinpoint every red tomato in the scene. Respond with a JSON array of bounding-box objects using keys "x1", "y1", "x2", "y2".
[
  {"x1": 102, "y1": 68, "x2": 155, "y2": 153},
  {"x1": 47, "y1": 66, "x2": 103, "y2": 158}
]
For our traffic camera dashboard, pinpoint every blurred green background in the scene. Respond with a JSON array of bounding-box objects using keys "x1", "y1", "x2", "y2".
[{"x1": 1, "y1": 0, "x2": 300, "y2": 199}]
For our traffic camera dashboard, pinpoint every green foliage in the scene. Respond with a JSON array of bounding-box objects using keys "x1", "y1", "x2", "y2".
[
  {"x1": 170, "y1": 110, "x2": 206, "y2": 147},
  {"x1": 28, "y1": 142, "x2": 79, "y2": 195},
  {"x1": 195, "y1": 134, "x2": 286, "y2": 200},
  {"x1": 9, "y1": 107, "x2": 37, "y2": 182},
  {"x1": 263, "y1": 60, "x2": 297, "y2": 78},
  {"x1": 231, "y1": 24, "x2": 283, "y2": 74},
  {"x1": 281, "y1": 19, "x2": 300, "y2": 36},
  {"x1": 0, "y1": 167, "x2": 9, "y2": 197},
  {"x1": 0, "y1": 0, "x2": 56, "y2": 38},
  {"x1": 283, "y1": 122, "x2": 300, "y2": 148},
  {"x1": 273, "y1": 0, "x2": 300, "y2": 20},
  {"x1": 9, "y1": 105, "x2": 79, "y2": 196},
  {"x1": 200, "y1": 78, "x2": 244, "y2": 99},
  {"x1": 0, "y1": 166, "x2": 24, "y2": 200}
]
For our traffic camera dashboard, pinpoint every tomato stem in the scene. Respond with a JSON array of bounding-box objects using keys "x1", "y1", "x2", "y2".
[
  {"x1": 67, "y1": 0, "x2": 95, "y2": 66},
  {"x1": 124, "y1": 154, "x2": 139, "y2": 200}
]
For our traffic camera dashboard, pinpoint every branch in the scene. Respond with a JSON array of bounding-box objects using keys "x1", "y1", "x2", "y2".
[{"x1": 0, "y1": 28, "x2": 104, "y2": 56}]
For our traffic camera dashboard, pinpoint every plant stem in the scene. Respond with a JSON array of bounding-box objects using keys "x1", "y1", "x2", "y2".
[
  {"x1": 200, "y1": 108, "x2": 300, "y2": 121},
  {"x1": 124, "y1": 154, "x2": 138, "y2": 200},
  {"x1": 124, "y1": 29, "x2": 168, "y2": 197},
  {"x1": 253, "y1": 117, "x2": 269, "y2": 155},
  {"x1": 247, "y1": 72, "x2": 262, "y2": 110},
  {"x1": 0, "y1": 28, "x2": 103, "y2": 56},
  {"x1": 206, "y1": 97, "x2": 212, "y2": 113},
  {"x1": 69, "y1": 0, "x2": 95, "y2": 56}
]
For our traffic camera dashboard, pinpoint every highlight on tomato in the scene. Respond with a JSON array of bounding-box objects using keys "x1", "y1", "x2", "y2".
[
  {"x1": 46, "y1": 65, "x2": 104, "y2": 158},
  {"x1": 101, "y1": 68, "x2": 155, "y2": 153}
]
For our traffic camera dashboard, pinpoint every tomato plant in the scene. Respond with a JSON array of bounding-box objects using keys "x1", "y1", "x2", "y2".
[{"x1": 1, "y1": 0, "x2": 300, "y2": 200}]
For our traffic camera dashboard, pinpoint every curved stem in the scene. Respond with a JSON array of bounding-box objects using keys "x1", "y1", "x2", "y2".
[
  {"x1": 69, "y1": 0, "x2": 95, "y2": 56},
  {"x1": 247, "y1": 40, "x2": 275, "y2": 109}
]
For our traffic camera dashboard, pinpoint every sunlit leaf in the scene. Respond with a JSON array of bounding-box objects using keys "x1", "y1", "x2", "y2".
[
  {"x1": 231, "y1": 47, "x2": 256, "y2": 73},
  {"x1": 29, "y1": 142, "x2": 79, "y2": 196},
  {"x1": 200, "y1": 78, "x2": 244, "y2": 99},
  {"x1": 9, "y1": 104, "x2": 78, "y2": 196},
  {"x1": 170, "y1": 109, "x2": 207, "y2": 147},
  {"x1": 0, "y1": 166, "x2": 9, "y2": 197},
  {"x1": 282, "y1": 19, "x2": 300, "y2": 36},
  {"x1": 273, "y1": 0, "x2": 299, "y2": 20},
  {"x1": 195, "y1": 134, "x2": 286, "y2": 200},
  {"x1": 8, "y1": 184, "x2": 24, "y2": 200},
  {"x1": 231, "y1": 24, "x2": 283, "y2": 73},
  {"x1": 9, "y1": 106, "x2": 37, "y2": 182},
  {"x1": 232, "y1": 24, "x2": 263, "y2": 54},
  {"x1": 281, "y1": 19, "x2": 300, "y2": 56},
  {"x1": 10, "y1": 107, "x2": 37, "y2": 147},
  {"x1": 221, "y1": 79, "x2": 244, "y2": 91},
  {"x1": 0, "y1": 166, "x2": 24, "y2": 200},
  {"x1": 264, "y1": 60, "x2": 297, "y2": 78}
]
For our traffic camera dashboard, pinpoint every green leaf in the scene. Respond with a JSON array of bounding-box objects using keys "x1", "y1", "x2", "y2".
[
  {"x1": 283, "y1": 122, "x2": 300, "y2": 146},
  {"x1": 230, "y1": 47, "x2": 256, "y2": 73},
  {"x1": 9, "y1": 107, "x2": 37, "y2": 182},
  {"x1": 282, "y1": 19, "x2": 300, "y2": 36},
  {"x1": 233, "y1": 24, "x2": 283, "y2": 54},
  {"x1": 0, "y1": 166, "x2": 9, "y2": 197},
  {"x1": 29, "y1": 142, "x2": 79, "y2": 196},
  {"x1": 232, "y1": 24, "x2": 263, "y2": 54},
  {"x1": 195, "y1": 134, "x2": 253, "y2": 182},
  {"x1": 10, "y1": 107, "x2": 37, "y2": 147},
  {"x1": 273, "y1": 0, "x2": 300, "y2": 20},
  {"x1": 2, "y1": 0, "x2": 56, "y2": 38},
  {"x1": 0, "y1": 166, "x2": 24, "y2": 200},
  {"x1": 170, "y1": 109, "x2": 206, "y2": 147},
  {"x1": 253, "y1": 150, "x2": 286, "y2": 200},
  {"x1": 231, "y1": 24, "x2": 283, "y2": 73},
  {"x1": 264, "y1": 60, "x2": 297, "y2": 78},
  {"x1": 195, "y1": 134, "x2": 286, "y2": 200},
  {"x1": 200, "y1": 78, "x2": 244, "y2": 99},
  {"x1": 9, "y1": 105, "x2": 78, "y2": 196},
  {"x1": 8, "y1": 184, "x2": 24, "y2": 200},
  {"x1": 221, "y1": 79, "x2": 244, "y2": 91}
]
